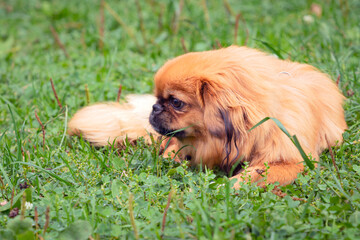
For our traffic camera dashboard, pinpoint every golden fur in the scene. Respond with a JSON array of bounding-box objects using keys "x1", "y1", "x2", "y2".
[
  {"x1": 68, "y1": 95, "x2": 157, "y2": 146},
  {"x1": 68, "y1": 46, "x2": 346, "y2": 188}
]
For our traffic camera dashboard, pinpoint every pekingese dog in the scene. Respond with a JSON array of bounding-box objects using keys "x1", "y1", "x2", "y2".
[{"x1": 69, "y1": 46, "x2": 346, "y2": 188}]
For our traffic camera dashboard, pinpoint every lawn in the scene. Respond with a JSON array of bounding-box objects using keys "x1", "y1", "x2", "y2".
[{"x1": 0, "y1": 0, "x2": 359, "y2": 239}]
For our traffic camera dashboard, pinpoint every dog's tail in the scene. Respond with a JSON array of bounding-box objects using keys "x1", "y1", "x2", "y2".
[{"x1": 68, "y1": 94, "x2": 158, "y2": 147}]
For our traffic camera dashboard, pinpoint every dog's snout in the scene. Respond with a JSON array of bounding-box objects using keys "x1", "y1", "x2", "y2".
[{"x1": 152, "y1": 103, "x2": 163, "y2": 114}]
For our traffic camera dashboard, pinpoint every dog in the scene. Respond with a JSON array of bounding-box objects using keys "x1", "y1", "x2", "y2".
[{"x1": 68, "y1": 46, "x2": 346, "y2": 188}]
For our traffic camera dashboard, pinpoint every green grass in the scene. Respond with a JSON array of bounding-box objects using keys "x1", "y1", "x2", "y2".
[{"x1": 1, "y1": 0, "x2": 360, "y2": 239}]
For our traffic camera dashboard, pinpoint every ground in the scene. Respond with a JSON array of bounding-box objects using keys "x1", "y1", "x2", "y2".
[{"x1": 0, "y1": 0, "x2": 359, "y2": 239}]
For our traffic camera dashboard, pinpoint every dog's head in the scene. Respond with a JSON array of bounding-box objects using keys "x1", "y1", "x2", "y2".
[{"x1": 149, "y1": 46, "x2": 267, "y2": 172}]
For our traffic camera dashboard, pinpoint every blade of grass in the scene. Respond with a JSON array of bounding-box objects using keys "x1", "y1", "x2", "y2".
[
  {"x1": 8, "y1": 105, "x2": 22, "y2": 164},
  {"x1": 0, "y1": 129, "x2": 7, "y2": 145},
  {"x1": 250, "y1": 117, "x2": 315, "y2": 170},
  {"x1": 161, "y1": 188, "x2": 174, "y2": 238},
  {"x1": 0, "y1": 161, "x2": 13, "y2": 189},
  {"x1": 255, "y1": 40, "x2": 284, "y2": 59},
  {"x1": 104, "y1": 2, "x2": 141, "y2": 50},
  {"x1": 56, "y1": 106, "x2": 68, "y2": 153},
  {"x1": 11, "y1": 162, "x2": 74, "y2": 186},
  {"x1": 129, "y1": 193, "x2": 139, "y2": 240},
  {"x1": 59, "y1": 153, "x2": 80, "y2": 182}
]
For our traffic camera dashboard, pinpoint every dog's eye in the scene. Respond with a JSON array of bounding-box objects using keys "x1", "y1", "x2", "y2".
[{"x1": 170, "y1": 97, "x2": 184, "y2": 110}]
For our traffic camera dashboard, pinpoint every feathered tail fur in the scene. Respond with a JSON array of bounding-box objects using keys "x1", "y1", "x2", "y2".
[{"x1": 68, "y1": 95, "x2": 158, "y2": 146}]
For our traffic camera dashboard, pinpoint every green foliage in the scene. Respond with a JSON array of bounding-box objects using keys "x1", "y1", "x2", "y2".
[
  {"x1": 0, "y1": 0, "x2": 359, "y2": 239},
  {"x1": 3, "y1": 217, "x2": 34, "y2": 240},
  {"x1": 58, "y1": 220, "x2": 92, "y2": 240}
]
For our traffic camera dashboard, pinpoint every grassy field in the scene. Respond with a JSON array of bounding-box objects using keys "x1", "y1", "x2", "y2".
[{"x1": 1, "y1": 0, "x2": 360, "y2": 239}]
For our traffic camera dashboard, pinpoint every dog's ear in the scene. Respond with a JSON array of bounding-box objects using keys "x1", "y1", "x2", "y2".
[
  {"x1": 197, "y1": 81, "x2": 225, "y2": 138},
  {"x1": 196, "y1": 79, "x2": 251, "y2": 139},
  {"x1": 196, "y1": 78, "x2": 261, "y2": 173}
]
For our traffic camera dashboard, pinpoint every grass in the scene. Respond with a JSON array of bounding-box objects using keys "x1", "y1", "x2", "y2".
[{"x1": 0, "y1": 0, "x2": 360, "y2": 239}]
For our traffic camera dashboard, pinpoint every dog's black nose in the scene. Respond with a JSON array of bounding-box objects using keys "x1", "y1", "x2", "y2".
[{"x1": 152, "y1": 103, "x2": 163, "y2": 114}]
